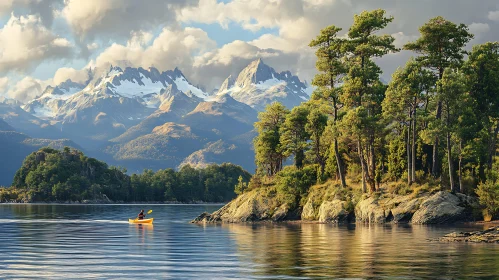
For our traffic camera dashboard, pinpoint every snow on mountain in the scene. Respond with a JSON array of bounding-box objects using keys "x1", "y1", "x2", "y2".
[
  {"x1": 23, "y1": 66, "x2": 208, "y2": 121},
  {"x1": 217, "y1": 58, "x2": 311, "y2": 111},
  {"x1": 23, "y1": 79, "x2": 87, "y2": 118}
]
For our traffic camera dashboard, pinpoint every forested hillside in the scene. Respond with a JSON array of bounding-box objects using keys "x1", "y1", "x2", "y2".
[{"x1": 1, "y1": 147, "x2": 250, "y2": 203}]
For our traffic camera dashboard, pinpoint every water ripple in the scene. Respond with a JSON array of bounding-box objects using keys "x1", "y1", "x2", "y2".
[{"x1": 1, "y1": 204, "x2": 498, "y2": 279}]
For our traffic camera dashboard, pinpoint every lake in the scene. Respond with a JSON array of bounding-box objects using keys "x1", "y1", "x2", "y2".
[{"x1": 0, "y1": 204, "x2": 498, "y2": 279}]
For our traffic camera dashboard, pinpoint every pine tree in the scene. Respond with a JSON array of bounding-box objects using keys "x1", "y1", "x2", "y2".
[
  {"x1": 341, "y1": 9, "x2": 398, "y2": 192},
  {"x1": 309, "y1": 25, "x2": 348, "y2": 187},
  {"x1": 404, "y1": 16, "x2": 473, "y2": 178}
]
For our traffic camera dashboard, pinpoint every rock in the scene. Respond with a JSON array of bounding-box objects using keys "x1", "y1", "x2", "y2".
[
  {"x1": 438, "y1": 226, "x2": 499, "y2": 243},
  {"x1": 390, "y1": 196, "x2": 426, "y2": 223},
  {"x1": 190, "y1": 187, "x2": 288, "y2": 223},
  {"x1": 318, "y1": 200, "x2": 349, "y2": 223},
  {"x1": 355, "y1": 196, "x2": 387, "y2": 223},
  {"x1": 272, "y1": 204, "x2": 290, "y2": 222},
  {"x1": 301, "y1": 196, "x2": 318, "y2": 220},
  {"x1": 190, "y1": 212, "x2": 212, "y2": 223},
  {"x1": 411, "y1": 191, "x2": 477, "y2": 224}
]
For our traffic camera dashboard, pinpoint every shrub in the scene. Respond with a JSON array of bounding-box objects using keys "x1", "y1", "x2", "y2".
[{"x1": 476, "y1": 178, "x2": 499, "y2": 221}]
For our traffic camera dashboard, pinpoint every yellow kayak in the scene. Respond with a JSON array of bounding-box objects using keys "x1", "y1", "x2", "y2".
[{"x1": 128, "y1": 218, "x2": 154, "y2": 224}]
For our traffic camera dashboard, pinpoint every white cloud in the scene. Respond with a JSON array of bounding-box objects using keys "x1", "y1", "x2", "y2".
[
  {"x1": 0, "y1": 77, "x2": 9, "y2": 94},
  {"x1": 127, "y1": 31, "x2": 154, "y2": 49},
  {"x1": 7, "y1": 76, "x2": 52, "y2": 103},
  {"x1": 391, "y1": 32, "x2": 419, "y2": 49},
  {"x1": 0, "y1": 13, "x2": 73, "y2": 74},
  {"x1": 89, "y1": 27, "x2": 216, "y2": 72},
  {"x1": 87, "y1": 42, "x2": 99, "y2": 50},
  {"x1": 53, "y1": 67, "x2": 89, "y2": 85},
  {"x1": 469, "y1": 22, "x2": 490, "y2": 35},
  {"x1": 62, "y1": 0, "x2": 198, "y2": 40},
  {"x1": 488, "y1": 10, "x2": 499, "y2": 21}
]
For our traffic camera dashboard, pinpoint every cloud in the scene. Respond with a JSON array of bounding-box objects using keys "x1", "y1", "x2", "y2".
[
  {"x1": 0, "y1": 77, "x2": 8, "y2": 94},
  {"x1": 0, "y1": 13, "x2": 73, "y2": 74},
  {"x1": 0, "y1": 0, "x2": 63, "y2": 27},
  {"x1": 87, "y1": 42, "x2": 99, "y2": 50},
  {"x1": 62, "y1": 0, "x2": 198, "y2": 40},
  {"x1": 178, "y1": 0, "x2": 305, "y2": 31},
  {"x1": 53, "y1": 67, "x2": 89, "y2": 85},
  {"x1": 7, "y1": 76, "x2": 52, "y2": 103},
  {"x1": 190, "y1": 40, "x2": 315, "y2": 90},
  {"x1": 88, "y1": 27, "x2": 216, "y2": 72},
  {"x1": 488, "y1": 10, "x2": 499, "y2": 21},
  {"x1": 469, "y1": 22, "x2": 490, "y2": 35},
  {"x1": 127, "y1": 31, "x2": 154, "y2": 49}
]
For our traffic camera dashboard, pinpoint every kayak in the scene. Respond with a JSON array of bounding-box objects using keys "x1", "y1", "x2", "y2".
[{"x1": 128, "y1": 218, "x2": 154, "y2": 224}]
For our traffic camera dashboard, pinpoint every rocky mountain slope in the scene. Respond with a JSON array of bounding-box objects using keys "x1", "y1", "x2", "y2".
[
  {"x1": 0, "y1": 59, "x2": 310, "y2": 181},
  {"x1": 217, "y1": 58, "x2": 311, "y2": 111}
]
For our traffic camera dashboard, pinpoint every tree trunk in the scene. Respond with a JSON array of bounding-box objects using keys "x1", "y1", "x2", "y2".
[
  {"x1": 358, "y1": 138, "x2": 367, "y2": 193},
  {"x1": 369, "y1": 133, "x2": 376, "y2": 192},
  {"x1": 487, "y1": 122, "x2": 499, "y2": 169},
  {"x1": 446, "y1": 100, "x2": 455, "y2": 192},
  {"x1": 407, "y1": 122, "x2": 411, "y2": 185},
  {"x1": 334, "y1": 138, "x2": 347, "y2": 187},
  {"x1": 447, "y1": 130, "x2": 455, "y2": 192},
  {"x1": 432, "y1": 101, "x2": 442, "y2": 178},
  {"x1": 432, "y1": 68, "x2": 444, "y2": 178},
  {"x1": 412, "y1": 99, "x2": 417, "y2": 183},
  {"x1": 459, "y1": 140, "x2": 464, "y2": 193}
]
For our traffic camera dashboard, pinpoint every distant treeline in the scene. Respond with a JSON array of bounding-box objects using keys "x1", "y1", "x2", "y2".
[{"x1": 1, "y1": 147, "x2": 251, "y2": 203}]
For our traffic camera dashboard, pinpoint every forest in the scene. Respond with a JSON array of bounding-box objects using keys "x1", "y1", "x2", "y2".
[
  {"x1": 0, "y1": 147, "x2": 251, "y2": 203},
  {"x1": 248, "y1": 9, "x2": 499, "y2": 219}
]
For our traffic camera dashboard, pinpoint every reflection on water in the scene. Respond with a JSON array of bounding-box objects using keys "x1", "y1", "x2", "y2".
[{"x1": 1, "y1": 204, "x2": 498, "y2": 279}]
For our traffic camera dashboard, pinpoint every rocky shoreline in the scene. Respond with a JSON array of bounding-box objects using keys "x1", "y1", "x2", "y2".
[
  {"x1": 437, "y1": 226, "x2": 499, "y2": 243},
  {"x1": 191, "y1": 186, "x2": 482, "y2": 225}
]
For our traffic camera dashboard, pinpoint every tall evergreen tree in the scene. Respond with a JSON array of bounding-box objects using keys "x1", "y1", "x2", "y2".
[
  {"x1": 309, "y1": 25, "x2": 348, "y2": 187},
  {"x1": 383, "y1": 58, "x2": 434, "y2": 184},
  {"x1": 463, "y1": 42, "x2": 499, "y2": 173},
  {"x1": 254, "y1": 102, "x2": 289, "y2": 176},
  {"x1": 404, "y1": 16, "x2": 473, "y2": 178},
  {"x1": 280, "y1": 105, "x2": 310, "y2": 169},
  {"x1": 341, "y1": 9, "x2": 397, "y2": 192}
]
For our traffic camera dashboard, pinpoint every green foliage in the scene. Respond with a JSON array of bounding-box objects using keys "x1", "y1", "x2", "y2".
[
  {"x1": 476, "y1": 172, "x2": 499, "y2": 220},
  {"x1": 11, "y1": 147, "x2": 251, "y2": 203},
  {"x1": 280, "y1": 105, "x2": 310, "y2": 169},
  {"x1": 403, "y1": 16, "x2": 473, "y2": 75},
  {"x1": 274, "y1": 165, "x2": 318, "y2": 208},
  {"x1": 254, "y1": 102, "x2": 289, "y2": 176}
]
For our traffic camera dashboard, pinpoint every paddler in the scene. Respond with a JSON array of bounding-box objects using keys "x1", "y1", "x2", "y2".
[{"x1": 137, "y1": 209, "x2": 146, "y2": 220}]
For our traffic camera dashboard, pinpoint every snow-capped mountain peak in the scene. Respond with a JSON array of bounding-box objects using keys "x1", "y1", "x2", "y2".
[{"x1": 216, "y1": 58, "x2": 311, "y2": 111}]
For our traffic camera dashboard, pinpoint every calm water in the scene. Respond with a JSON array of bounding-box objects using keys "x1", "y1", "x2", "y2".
[{"x1": 0, "y1": 204, "x2": 498, "y2": 279}]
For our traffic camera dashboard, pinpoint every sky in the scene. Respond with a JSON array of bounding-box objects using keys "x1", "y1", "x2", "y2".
[{"x1": 1, "y1": 0, "x2": 499, "y2": 103}]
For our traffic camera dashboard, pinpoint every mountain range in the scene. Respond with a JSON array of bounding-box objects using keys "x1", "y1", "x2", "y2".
[{"x1": 0, "y1": 59, "x2": 311, "y2": 185}]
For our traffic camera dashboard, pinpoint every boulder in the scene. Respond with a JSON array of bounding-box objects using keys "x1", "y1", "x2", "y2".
[
  {"x1": 411, "y1": 191, "x2": 476, "y2": 224},
  {"x1": 301, "y1": 196, "x2": 317, "y2": 220},
  {"x1": 355, "y1": 196, "x2": 387, "y2": 223},
  {"x1": 190, "y1": 187, "x2": 288, "y2": 223},
  {"x1": 318, "y1": 200, "x2": 349, "y2": 223},
  {"x1": 389, "y1": 195, "x2": 426, "y2": 223}
]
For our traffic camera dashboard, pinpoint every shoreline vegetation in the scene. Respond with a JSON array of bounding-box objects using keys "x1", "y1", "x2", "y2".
[
  {"x1": 194, "y1": 9, "x2": 499, "y2": 225},
  {"x1": 1, "y1": 147, "x2": 250, "y2": 204}
]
